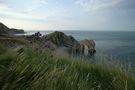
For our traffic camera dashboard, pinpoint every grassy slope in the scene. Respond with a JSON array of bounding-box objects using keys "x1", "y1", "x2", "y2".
[
  {"x1": 0, "y1": 35, "x2": 29, "y2": 44},
  {"x1": 0, "y1": 45, "x2": 135, "y2": 90}
]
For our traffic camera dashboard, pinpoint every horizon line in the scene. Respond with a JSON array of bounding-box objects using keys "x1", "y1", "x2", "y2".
[{"x1": 24, "y1": 30, "x2": 135, "y2": 32}]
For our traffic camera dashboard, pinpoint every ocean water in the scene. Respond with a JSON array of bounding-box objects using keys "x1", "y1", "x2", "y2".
[{"x1": 25, "y1": 31, "x2": 135, "y2": 65}]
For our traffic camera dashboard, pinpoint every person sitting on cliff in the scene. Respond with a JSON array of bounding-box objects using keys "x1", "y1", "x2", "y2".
[
  {"x1": 35, "y1": 32, "x2": 42, "y2": 40},
  {"x1": 30, "y1": 32, "x2": 42, "y2": 43}
]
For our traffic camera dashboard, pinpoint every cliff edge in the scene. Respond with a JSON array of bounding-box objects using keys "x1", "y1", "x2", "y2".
[{"x1": 0, "y1": 22, "x2": 24, "y2": 35}]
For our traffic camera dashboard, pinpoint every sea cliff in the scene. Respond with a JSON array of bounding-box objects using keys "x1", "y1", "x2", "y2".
[{"x1": 0, "y1": 22, "x2": 24, "y2": 35}]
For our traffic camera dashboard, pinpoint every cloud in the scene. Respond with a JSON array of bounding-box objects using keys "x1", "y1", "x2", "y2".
[
  {"x1": 0, "y1": 0, "x2": 5, "y2": 3},
  {"x1": 75, "y1": 0, "x2": 123, "y2": 11},
  {"x1": 0, "y1": 4, "x2": 41, "y2": 21},
  {"x1": 0, "y1": 0, "x2": 48, "y2": 13},
  {"x1": 114, "y1": 0, "x2": 135, "y2": 10},
  {"x1": 25, "y1": 0, "x2": 48, "y2": 12},
  {"x1": 0, "y1": 17, "x2": 51, "y2": 30},
  {"x1": 0, "y1": 3, "x2": 12, "y2": 11},
  {"x1": 0, "y1": 0, "x2": 73, "y2": 30},
  {"x1": 0, "y1": 0, "x2": 49, "y2": 21}
]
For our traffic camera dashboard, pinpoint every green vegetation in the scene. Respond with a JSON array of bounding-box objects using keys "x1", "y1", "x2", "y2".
[{"x1": 0, "y1": 45, "x2": 135, "y2": 90}]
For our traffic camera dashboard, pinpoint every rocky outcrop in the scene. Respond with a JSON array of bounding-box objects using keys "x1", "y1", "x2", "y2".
[
  {"x1": 0, "y1": 30, "x2": 96, "y2": 56},
  {"x1": 10, "y1": 28, "x2": 24, "y2": 34},
  {"x1": 44, "y1": 31, "x2": 81, "y2": 48},
  {"x1": 0, "y1": 23, "x2": 9, "y2": 34},
  {"x1": 43, "y1": 31, "x2": 96, "y2": 56},
  {"x1": 79, "y1": 39, "x2": 96, "y2": 55},
  {"x1": 0, "y1": 22, "x2": 24, "y2": 35}
]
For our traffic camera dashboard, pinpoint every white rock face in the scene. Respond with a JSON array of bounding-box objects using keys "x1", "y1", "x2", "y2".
[
  {"x1": 84, "y1": 45, "x2": 89, "y2": 55},
  {"x1": 79, "y1": 39, "x2": 96, "y2": 55}
]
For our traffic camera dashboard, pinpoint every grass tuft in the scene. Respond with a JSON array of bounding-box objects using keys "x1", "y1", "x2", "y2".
[{"x1": 0, "y1": 45, "x2": 135, "y2": 90}]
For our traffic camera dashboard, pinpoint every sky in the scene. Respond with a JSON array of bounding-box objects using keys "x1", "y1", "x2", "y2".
[{"x1": 0, "y1": 0, "x2": 135, "y2": 31}]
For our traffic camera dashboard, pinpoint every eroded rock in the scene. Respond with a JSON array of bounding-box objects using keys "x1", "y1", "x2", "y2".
[
  {"x1": 0, "y1": 22, "x2": 24, "y2": 35},
  {"x1": 43, "y1": 31, "x2": 96, "y2": 56},
  {"x1": 80, "y1": 39, "x2": 96, "y2": 55}
]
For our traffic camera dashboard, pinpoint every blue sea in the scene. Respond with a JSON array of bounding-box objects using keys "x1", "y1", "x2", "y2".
[{"x1": 25, "y1": 31, "x2": 135, "y2": 65}]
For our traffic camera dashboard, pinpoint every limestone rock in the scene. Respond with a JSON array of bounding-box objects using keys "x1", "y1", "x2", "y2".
[
  {"x1": 44, "y1": 31, "x2": 81, "y2": 49},
  {"x1": 43, "y1": 31, "x2": 96, "y2": 56},
  {"x1": 0, "y1": 22, "x2": 9, "y2": 34},
  {"x1": 0, "y1": 22, "x2": 24, "y2": 35},
  {"x1": 79, "y1": 39, "x2": 96, "y2": 55}
]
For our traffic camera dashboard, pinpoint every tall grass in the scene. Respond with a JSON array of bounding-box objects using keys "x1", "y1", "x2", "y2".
[{"x1": 0, "y1": 45, "x2": 135, "y2": 90}]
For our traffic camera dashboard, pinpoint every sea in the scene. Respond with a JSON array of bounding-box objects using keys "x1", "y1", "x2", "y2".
[{"x1": 24, "y1": 31, "x2": 135, "y2": 66}]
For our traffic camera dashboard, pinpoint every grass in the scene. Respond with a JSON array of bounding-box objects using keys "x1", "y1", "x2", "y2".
[
  {"x1": 0, "y1": 35, "x2": 29, "y2": 45},
  {"x1": 0, "y1": 45, "x2": 135, "y2": 90}
]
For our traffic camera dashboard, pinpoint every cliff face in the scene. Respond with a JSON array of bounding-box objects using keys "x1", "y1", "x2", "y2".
[
  {"x1": 43, "y1": 31, "x2": 96, "y2": 55},
  {"x1": 10, "y1": 28, "x2": 25, "y2": 34},
  {"x1": 45, "y1": 31, "x2": 81, "y2": 48},
  {"x1": 0, "y1": 23, "x2": 24, "y2": 35},
  {"x1": 0, "y1": 23, "x2": 9, "y2": 34}
]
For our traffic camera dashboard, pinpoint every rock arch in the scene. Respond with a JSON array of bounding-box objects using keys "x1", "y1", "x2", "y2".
[{"x1": 79, "y1": 39, "x2": 96, "y2": 55}]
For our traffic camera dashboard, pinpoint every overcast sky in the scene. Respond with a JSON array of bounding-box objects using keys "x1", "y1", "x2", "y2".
[{"x1": 0, "y1": 0, "x2": 135, "y2": 31}]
